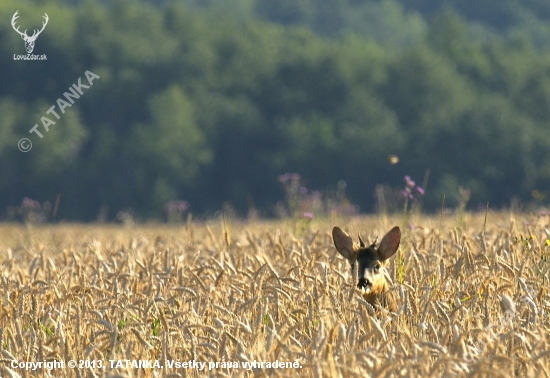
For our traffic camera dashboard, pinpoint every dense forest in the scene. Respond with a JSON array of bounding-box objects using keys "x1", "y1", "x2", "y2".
[{"x1": 2, "y1": 0, "x2": 550, "y2": 221}]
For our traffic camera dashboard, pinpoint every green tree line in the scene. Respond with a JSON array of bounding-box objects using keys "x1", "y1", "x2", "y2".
[{"x1": 1, "y1": 0, "x2": 550, "y2": 220}]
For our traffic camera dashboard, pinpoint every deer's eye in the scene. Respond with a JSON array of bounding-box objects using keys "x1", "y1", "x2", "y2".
[{"x1": 374, "y1": 264, "x2": 381, "y2": 271}]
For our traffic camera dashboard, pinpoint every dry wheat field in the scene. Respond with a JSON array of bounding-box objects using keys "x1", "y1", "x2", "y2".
[{"x1": 0, "y1": 212, "x2": 549, "y2": 377}]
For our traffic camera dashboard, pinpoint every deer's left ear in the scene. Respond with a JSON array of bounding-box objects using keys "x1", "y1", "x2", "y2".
[
  {"x1": 332, "y1": 227, "x2": 357, "y2": 261},
  {"x1": 378, "y1": 227, "x2": 401, "y2": 261}
]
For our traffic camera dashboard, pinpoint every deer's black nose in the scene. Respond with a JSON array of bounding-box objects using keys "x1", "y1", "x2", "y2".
[{"x1": 358, "y1": 279, "x2": 372, "y2": 289}]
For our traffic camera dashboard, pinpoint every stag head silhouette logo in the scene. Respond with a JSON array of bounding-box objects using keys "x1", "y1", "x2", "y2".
[{"x1": 11, "y1": 11, "x2": 49, "y2": 54}]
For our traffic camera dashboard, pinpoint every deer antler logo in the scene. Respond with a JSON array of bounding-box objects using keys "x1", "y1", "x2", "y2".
[{"x1": 11, "y1": 11, "x2": 49, "y2": 54}]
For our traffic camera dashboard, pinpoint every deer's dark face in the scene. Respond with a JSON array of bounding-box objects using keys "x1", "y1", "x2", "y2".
[
  {"x1": 355, "y1": 246, "x2": 385, "y2": 292},
  {"x1": 332, "y1": 226, "x2": 401, "y2": 294}
]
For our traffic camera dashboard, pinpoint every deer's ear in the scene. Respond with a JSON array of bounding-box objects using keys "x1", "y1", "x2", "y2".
[
  {"x1": 378, "y1": 226, "x2": 401, "y2": 261},
  {"x1": 332, "y1": 227, "x2": 356, "y2": 260}
]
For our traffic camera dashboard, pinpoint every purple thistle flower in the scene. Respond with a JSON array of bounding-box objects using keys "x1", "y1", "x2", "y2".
[
  {"x1": 404, "y1": 176, "x2": 416, "y2": 188},
  {"x1": 21, "y1": 197, "x2": 41, "y2": 211},
  {"x1": 302, "y1": 212, "x2": 314, "y2": 219},
  {"x1": 400, "y1": 190, "x2": 409, "y2": 198},
  {"x1": 415, "y1": 186, "x2": 425, "y2": 196}
]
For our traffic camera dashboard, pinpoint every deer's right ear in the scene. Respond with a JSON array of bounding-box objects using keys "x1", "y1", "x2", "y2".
[
  {"x1": 332, "y1": 227, "x2": 356, "y2": 261},
  {"x1": 378, "y1": 226, "x2": 401, "y2": 261}
]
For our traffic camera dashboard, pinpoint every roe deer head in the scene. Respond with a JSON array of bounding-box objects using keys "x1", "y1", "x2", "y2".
[{"x1": 332, "y1": 226, "x2": 401, "y2": 312}]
